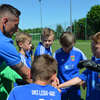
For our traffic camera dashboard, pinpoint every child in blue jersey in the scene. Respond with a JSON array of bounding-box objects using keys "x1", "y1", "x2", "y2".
[
  {"x1": 83, "y1": 32, "x2": 100, "y2": 100},
  {"x1": 54, "y1": 32, "x2": 87, "y2": 100},
  {"x1": 16, "y1": 32, "x2": 32, "y2": 68},
  {"x1": 7, "y1": 54, "x2": 61, "y2": 100},
  {"x1": 34, "y1": 28, "x2": 54, "y2": 57},
  {"x1": 26, "y1": 43, "x2": 34, "y2": 64}
]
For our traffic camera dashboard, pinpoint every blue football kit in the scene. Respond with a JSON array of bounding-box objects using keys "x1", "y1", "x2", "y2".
[
  {"x1": 25, "y1": 50, "x2": 32, "y2": 68},
  {"x1": 0, "y1": 30, "x2": 22, "y2": 100},
  {"x1": 0, "y1": 30, "x2": 21, "y2": 66},
  {"x1": 19, "y1": 53, "x2": 28, "y2": 67},
  {"x1": 83, "y1": 56, "x2": 100, "y2": 100},
  {"x1": 54, "y1": 47, "x2": 87, "y2": 100},
  {"x1": 34, "y1": 42, "x2": 52, "y2": 57},
  {"x1": 7, "y1": 83, "x2": 61, "y2": 100}
]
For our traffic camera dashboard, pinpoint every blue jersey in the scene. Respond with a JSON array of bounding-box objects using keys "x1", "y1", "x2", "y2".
[
  {"x1": 19, "y1": 53, "x2": 27, "y2": 67},
  {"x1": 0, "y1": 30, "x2": 22, "y2": 99},
  {"x1": 54, "y1": 47, "x2": 87, "y2": 98},
  {"x1": 84, "y1": 56, "x2": 100, "y2": 100},
  {"x1": 19, "y1": 51, "x2": 32, "y2": 69},
  {"x1": 25, "y1": 51, "x2": 32, "y2": 68},
  {"x1": 54, "y1": 47, "x2": 87, "y2": 84},
  {"x1": 0, "y1": 30, "x2": 21, "y2": 67},
  {"x1": 34, "y1": 42, "x2": 52, "y2": 57},
  {"x1": 8, "y1": 83, "x2": 61, "y2": 100}
]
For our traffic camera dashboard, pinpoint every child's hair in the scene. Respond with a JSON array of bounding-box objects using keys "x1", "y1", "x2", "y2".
[
  {"x1": 91, "y1": 32, "x2": 100, "y2": 43},
  {"x1": 31, "y1": 54, "x2": 57, "y2": 82},
  {"x1": 41, "y1": 28, "x2": 54, "y2": 40},
  {"x1": 59, "y1": 32, "x2": 75, "y2": 48},
  {"x1": 91, "y1": 32, "x2": 100, "y2": 57},
  {"x1": 16, "y1": 32, "x2": 32, "y2": 50}
]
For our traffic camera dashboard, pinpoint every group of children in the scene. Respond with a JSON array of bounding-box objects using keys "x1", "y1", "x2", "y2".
[{"x1": 7, "y1": 28, "x2": 100, "y2": 100}]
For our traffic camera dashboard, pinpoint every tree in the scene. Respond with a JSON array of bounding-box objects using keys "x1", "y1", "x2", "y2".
[
  {"x1": 87, "y1": 5, "x2": 100, "y2": 35},
  {"x1": 56, "y1": 24, "x2": 64, "y2": 39},
  {"x1": 72, "y1": 18, "x2": 86, "y2": 39}
]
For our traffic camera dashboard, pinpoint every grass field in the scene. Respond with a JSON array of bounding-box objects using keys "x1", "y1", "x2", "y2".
[
  {"x1": 33, "y1": 39, "x2": 92, "y2": 59},
  {"x1": 32, "y1": 39, "x2": 92, "y2": 100}
]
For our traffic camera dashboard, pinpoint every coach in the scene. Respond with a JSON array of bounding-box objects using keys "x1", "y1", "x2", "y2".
[{"x1": 0, "y1": 4, "x2": 31, "y2": 100}]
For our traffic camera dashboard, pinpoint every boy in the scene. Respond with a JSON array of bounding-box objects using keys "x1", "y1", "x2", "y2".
[
  {"x1": 84, "y1": 32, "x2": 100, "y2": 100},
  {"x1": 7, "y1": 54, "x2": 61, "y2": 100},
  {"x1": 34, "y1": 28, "x2": 54, "y2": 57},
  {"x1": 54, "y1": 32, "x2": 87, "y2": 100},
  {"x1": 16, "y1": 32, "x2": 32, "y2": 68}
]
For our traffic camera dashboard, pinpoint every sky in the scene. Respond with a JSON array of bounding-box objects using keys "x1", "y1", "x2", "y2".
[{"x1": 0, "y1": 0, "x2": 100, "y2": 30}]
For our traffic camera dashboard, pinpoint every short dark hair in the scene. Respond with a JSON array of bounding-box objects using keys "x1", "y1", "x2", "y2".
[
  {"x1": 60, "y1": 32, "x2": 75, "y2": 47},
  {"x1": 0, "y1": 4, "x2": 21, "y2": 17},
  {"x1": 31, "y1": 54, "x2": 57, "y2": 82}
]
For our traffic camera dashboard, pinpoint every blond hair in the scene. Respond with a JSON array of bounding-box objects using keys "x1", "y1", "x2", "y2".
[
  {"x1": 91, "y1": 32, "x2": 100, "y2": 43},
  {"x1": 16, "y1": 32, "x2": 32, "y2": 49},
  {"x1": 41, "y1": 28, "x2": 54, "y2": 40}
]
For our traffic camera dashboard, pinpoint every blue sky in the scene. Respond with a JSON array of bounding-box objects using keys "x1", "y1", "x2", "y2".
[{"x1": 0, "y1": 0, "x2": 100, "y2": 30}]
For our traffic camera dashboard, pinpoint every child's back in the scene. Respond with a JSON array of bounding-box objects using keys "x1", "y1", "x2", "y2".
[
  {"x1": 8, "y1": 54, "x2": 61, "y2": 100},
  {"x1": 8, "y1": 83, "x2": 60, "y2": 100}
]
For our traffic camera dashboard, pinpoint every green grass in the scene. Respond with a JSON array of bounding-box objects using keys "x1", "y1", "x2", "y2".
[
  {"x1": 75, "y1": 40, "x2": 92, "y2": 59},
  {"x1": 33, "y1": 39, "x2": 92, "y2": 59}
]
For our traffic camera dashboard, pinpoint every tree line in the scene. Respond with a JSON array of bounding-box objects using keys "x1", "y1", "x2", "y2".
[{"x1": 19, "y1": 5, "x2": 100, "y2": 40}]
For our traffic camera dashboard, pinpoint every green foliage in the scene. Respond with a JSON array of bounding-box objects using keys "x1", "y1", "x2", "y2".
[
  {"x1": 56, "y1": 24, "x2": 64, "y2": 39},
  {"x1": 87, "y1": 5, "x2": 100, "y2": 34},
  {"x1": 73, "y1": 5, "x2": 100, "y2": 40},
  {"x1": 18, "y1": 5, "x2": 100, "y2": 41},
  {"x1": 19, "y1": 28, "x2": 42, "y2": 34},
  {"x1": 73, "y1": 18, "x2": 86, "y2": 40}
]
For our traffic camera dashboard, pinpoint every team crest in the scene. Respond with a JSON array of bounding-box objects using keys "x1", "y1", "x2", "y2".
[{"x1": 71, "y1": 55, "x2": 75, "y2": 61}]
